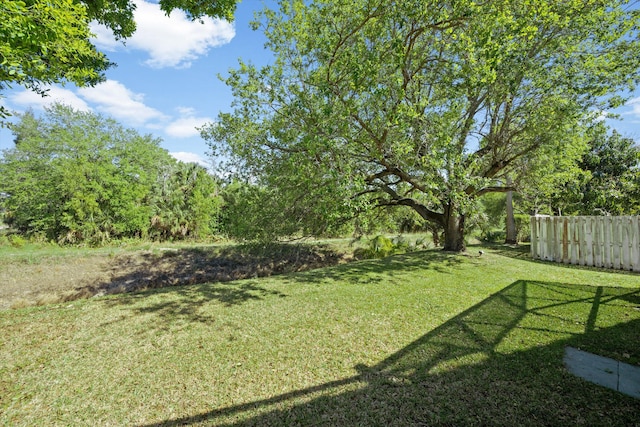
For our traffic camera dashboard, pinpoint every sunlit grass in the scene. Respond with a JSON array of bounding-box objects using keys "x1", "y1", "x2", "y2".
[{"x1": 1, "y1": 247, "x2": 639, "y2": 426}]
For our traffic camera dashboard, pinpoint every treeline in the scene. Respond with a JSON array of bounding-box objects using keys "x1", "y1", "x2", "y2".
[
  {"x1": 1, "y1": 105, "x2": 638, "y2": 246},
  {"x1": 0, "y1": 105, "x2": 394, "y2": 245},
  {"x1": 0, "y1": 105, "x2": 221, "y2": 244}
]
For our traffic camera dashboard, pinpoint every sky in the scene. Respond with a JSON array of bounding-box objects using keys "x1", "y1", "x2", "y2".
[
  {"x1": 1, "y1": 0, "x2": 639, "y2": 169},
  {"x1": 0, "y1": 0, "x2": 276, "y2": 168}
]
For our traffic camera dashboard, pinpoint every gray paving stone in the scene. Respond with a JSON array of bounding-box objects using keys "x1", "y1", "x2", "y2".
[
  {"x1": 564, "y1": 347, "x2": 619, "y2": 390},
  {"x1": 618, "y1": 361, "x2": 640, "y2": 399},
  {"x1": 564, "y1": 346, "x2": 640, "y2": 399}
]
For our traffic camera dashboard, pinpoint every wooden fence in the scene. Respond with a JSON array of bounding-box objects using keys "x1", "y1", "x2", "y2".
[{"x1": 530, "y1": 216, "x2": 640, "y2": 271}]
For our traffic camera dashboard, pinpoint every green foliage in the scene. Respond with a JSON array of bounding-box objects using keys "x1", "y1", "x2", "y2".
[
  {"x1": 479, "y1": 229, "x2": 505, "y2": 243},
  {"x1": 514, "y1": 214, "x2": 530, "y2": 242},
  {"x1": 358, "y1": 235, "x2": 397, "y2": 259},
  {"x1": 8, "y1": 234, "x2": 26, "y2": 248},
  {"x1": 477, "y1": 193, "x2": 506, "y2": 236},
  {"x1": 0, "y1": 0, "x2": 111, "y2": 118},
  {"x1": 158, "y1": 0, "x2": 238, "y2": 21},
  {"x1": 520, "y1": 123, "x2": 640, "y2": 216},
  {"x1": 0, "y1": 105, "x2": 167, "y2": 242},
  {"x1": 204, "y1": 0, "x2": 640, "y2": 251},
  {"x1": 0, "y1": 0, "x2": 239, "y2": 118},
  {"x1": 575, "y1": 126, "x2": 640, "y2": 215},
  {"x1": 217, "y1": 181, "x2": 285, "y2": 241},
  {"x1": 353, "y1": 234, "x2": 431, "y2": 259},
  {"x1": 149, "y1": 162, "x2": 222, "y2": 240},
  {"x1": 0, "y1": 104, "x2": 222, "y2": 244},
  {"x1": 217, "y1": 178, "x2": 360, "y2": 242},
  {"x1": 475, "y1": 194, "x2": 530, "y2": 243}
]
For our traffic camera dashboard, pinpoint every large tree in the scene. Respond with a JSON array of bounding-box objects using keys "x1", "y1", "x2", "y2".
[
  {"x1": 577, "y1": 125, "x2": 640, "y2": 215},
  {"x1": 536, "y1": 124, "x2": 640, "y2": 216},
  {"x1": 204, "y1": 0, "x2": 640, "y2": 250},
  {"x1": 0, "y1": 0, "x2": 238, "y2": 118}
]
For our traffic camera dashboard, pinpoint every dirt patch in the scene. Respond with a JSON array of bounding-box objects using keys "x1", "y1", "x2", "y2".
[{"x1": 0, "y1": 244, "x2": 349, "y2": 309}]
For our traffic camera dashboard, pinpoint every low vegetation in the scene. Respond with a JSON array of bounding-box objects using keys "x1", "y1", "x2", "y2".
[
  {"x1": 0, "y1": 234, "x2": 438, "y2": 310},
  {"x1": 0, "y1": 240, "x2": 351, "y2": 310},
  {"x1": 1, "y1": 244, "x2": 638, "y2": 425}
]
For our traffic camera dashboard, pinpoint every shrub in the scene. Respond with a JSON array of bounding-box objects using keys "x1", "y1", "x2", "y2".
[
  {"x1": 354, "y1": 235, "x2": 430, "y2": 260},
  {"x1": 515, "y1": 214, "x2": 531, "y2": 242},
  {"x1": 481, "y1": 229, "x2": 506, "y2": 243},
  {"x1": 8, "y1": 234, "x2": 26, "y2": 248}
]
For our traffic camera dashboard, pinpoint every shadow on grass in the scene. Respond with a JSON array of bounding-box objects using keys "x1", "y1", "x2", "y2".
[
  {"x1": 278, "y1": 249, "x2": 466, "y2": 287},
  {"x1": 140, "y1": 280, "x2": 640, "y2": 427},
  {"x1": 99, "y1": 250, "x2": 466, "y2": 326},
  {"x1": 99, "y1": 281, "x2": 287, "y2": 326},
  {"x1": 69, "y1": 243, "x2": 345, "y2": 304}
]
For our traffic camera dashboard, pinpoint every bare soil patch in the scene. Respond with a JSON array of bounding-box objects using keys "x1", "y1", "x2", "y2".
[{"x1": 0, "y1": 244, "x2": 348, "y2": 309}]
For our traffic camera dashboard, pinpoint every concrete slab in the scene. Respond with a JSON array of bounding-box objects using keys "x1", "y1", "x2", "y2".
[
  {"x1": 619, "y1": 361, "x2": 640, "y2": 399},
  {"x1": 564, "y1": 346, "x2": 640, "y2": 399},
  {"x1": 564, "y1": 347, "x2": 618, "y2": 390}
]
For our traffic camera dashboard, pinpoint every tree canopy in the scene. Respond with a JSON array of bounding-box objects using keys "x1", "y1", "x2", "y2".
[
  {"x1": 0, "y1": 0, "x2": 239, "y2": 118},
  {"x1": 527, "y1": 123, "x2": 640, "y2": 216},
  {"x1": 204, "y1": 0, "x2": 640, "y2": 250},
  {"x1": 0, "y1": 104, "x2": 221, "y2": 243}
]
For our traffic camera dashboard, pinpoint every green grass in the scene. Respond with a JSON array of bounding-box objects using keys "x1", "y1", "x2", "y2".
[
  {"x1": 1, "y1": 246, "x2": 639, "y2": 426},
  {"x1": 0, "y1": 239, "x2": 223, "y2": 265}
]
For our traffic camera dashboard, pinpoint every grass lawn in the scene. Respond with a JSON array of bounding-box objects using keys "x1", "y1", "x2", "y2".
[
  {"x1": 1, "y1": 246, "x2": 639, "y2": 426},
  {"x1": 0, "y1": 241, "x2": 347, "y2": 310}
]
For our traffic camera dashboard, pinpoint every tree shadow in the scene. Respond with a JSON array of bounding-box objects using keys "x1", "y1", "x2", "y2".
[
  {"x1": 98, "y1": 280, "x2": 287, "y2": 327},
  {"x1": 67, "y1": 243, "x2": 345, "y2": 303},
  {"x1": 488, "y1": 244, "x2": 640, "y2": 276},
  {"x1": 97, "y1": 249, "x2": 466, "y2": 328},
  {"x1": 139, "y1": 280, "x2": 640, "y2": 426},
  {"x1": 278, "y1": 250, "x2": 466, "y2": 287}
]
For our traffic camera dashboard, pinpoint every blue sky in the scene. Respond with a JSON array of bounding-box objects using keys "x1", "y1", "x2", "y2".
[
  {"x1": 1, "y1": 0, "x2": 639, "y2": 168},
  {"x1": 0, "y1": 0, "x2": 275, "y2": 167}
]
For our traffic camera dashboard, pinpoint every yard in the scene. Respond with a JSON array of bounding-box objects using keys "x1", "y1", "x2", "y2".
[{"x1": 1, "y1": 245, "x2": 639, "y2": 426}]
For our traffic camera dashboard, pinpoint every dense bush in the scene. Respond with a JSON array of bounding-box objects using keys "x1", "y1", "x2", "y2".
[
  {"x1": 353, "y1": 235, "x2": 431, "y2": 259},
  {"x1": 0, "y1": 105, "x2": 222, "y2": 244}
]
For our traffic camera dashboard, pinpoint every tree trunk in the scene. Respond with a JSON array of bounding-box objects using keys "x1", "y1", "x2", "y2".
[
  {"x1": 505, "y1": 176, "x2": 518, "y2": 244},
  {"x1": 431, "y1": 226, "x2": 440, "y2": 247},
  {"x1": 443, "y1": 203, "x2": 466, "y2": 252},
  {"x1": 403, "y1": 200, "x2": 463, "y2": 250}
]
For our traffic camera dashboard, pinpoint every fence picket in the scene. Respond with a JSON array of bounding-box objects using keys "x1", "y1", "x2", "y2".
[
  {"x1": 622, "y1": 217, "x2": 631, "y2": 270},
  {"x1": 592, "y1": 218, "x2": 600, "y2": 268},
  {"x1": 633, "y1": 216, "x2": 640, "y2": 271},
  {"x1": 603, "y1": 216, "x2": 612, "y2": 268},
  {"x1": 530, "y1": 216, "x2": 539, "y2": 259},
  {"x1": 570, "y1": 217, "x2": 578, "y2": 265},
  {"x1": 530, "y1": 216, "x2": 640, "y2": 271},
  {"x1": 576, "y1": 216, "x2": 586, "y2": 265},
  {"x1": 613, "y1": 219, "x2": 622, "y2": 270},
  {"x1": 585, "y1": 217, "x2": 594, "y2": 267},
  {"x1": 561, "y1": 218, "x2": 569, "y2": 263}
]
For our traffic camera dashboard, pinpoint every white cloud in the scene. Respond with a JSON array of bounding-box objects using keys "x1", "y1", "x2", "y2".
[
  {"x1": 77, "y1": 80, "x2": 166, "y2": 126},
  {"x1": 626, "y1": 96, "x2": 640, "y2": 118},
  {"x1": 89, "y1": 24, "x2": 121, "y2": 51},
  {"x1": 176, "y1": 106, "x2": 196, "y2": 116},
  {"x1": 170, "y1": 151, "x2": 210, "y2": 168},
  {"x1": 91, "y1": 0, "x2": 235, "y2": 68},
  {"x1": 165, "y1": 109, "x2": 213, "y2": 138},
  {"x1": 9, "y1": 86, "x2": 91, "y2": 112}
]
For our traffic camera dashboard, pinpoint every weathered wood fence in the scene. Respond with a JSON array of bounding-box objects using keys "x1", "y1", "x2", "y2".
[{"x1": 530, "y1": 216, "x2": 640, "y2": 271}]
